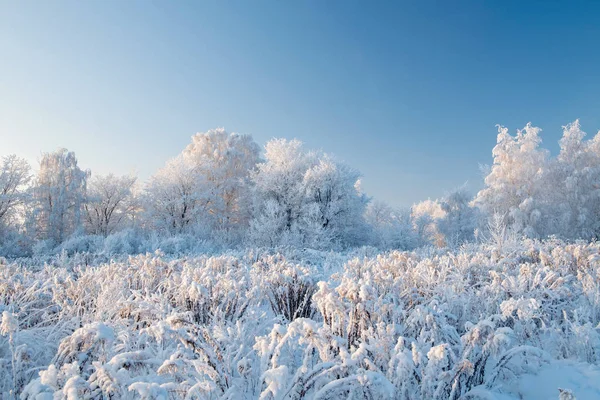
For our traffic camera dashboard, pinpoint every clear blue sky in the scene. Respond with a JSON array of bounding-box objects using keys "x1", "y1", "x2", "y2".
[{"x1": 1, "y1": 0, "x2": 599, "y2": 206}]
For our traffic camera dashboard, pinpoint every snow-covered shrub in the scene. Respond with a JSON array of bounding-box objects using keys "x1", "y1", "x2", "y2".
[
  {"x1": 103, "y1": 229, "x2": 142, "y2": 255},
  {"x1": 59, "y1": 234, "x2": 103, "y2": 255},
  {"x1": 253, "y1": 255, "x2": 318, "y2": 321},
  {"x1": 254, "y1": 318, "x2": 394, "y2": 399},
  {"x1": 4, "y1": 239, "x2": 600, "y2": 398},
  {"x1": 0, "y1": 229, "x2": 32, "y2": 258},
  {"x1": 153, "y1": 234, "x2": 196, "y2": 255},
  {"x1": 32, "y1": 239, "x2": 56, "y2": 256},
  {"x1": 173, "y1": 255, "x2": 253, "y2": 324}
]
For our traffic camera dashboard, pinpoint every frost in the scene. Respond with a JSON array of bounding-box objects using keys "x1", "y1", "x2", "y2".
[{"x1": 1, "y1": 121, "x2": 600, "y2": 399}]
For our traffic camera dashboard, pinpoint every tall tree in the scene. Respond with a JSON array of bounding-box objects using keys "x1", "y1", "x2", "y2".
[
  {"x1": 0, "y1": 155, "x2": 31, "y2": 231},
  {"x1": 29, "y1": 149, "x2": 89, "y2": 244},
  {"x1": 143, "y1": 155, "x2": 199, "y2": 235},
  {"x1": 249, "y1": 139, "x2": 367, "y2": 248},
  {"x1": 182, "y1": 128, "x2": 260, "y2": 234},
  {"x1": 474, "y1": 123, "x2": 548, "y2": 237},
  {"x1": 143, "y1": 128, "x2": 261, "y2": 240},
  {"x1": 84, "y1": 174, "x2": 137, "y2": 236},
  {"x1": 544, "y1": 120, "x2": 600, "y2": 239}
]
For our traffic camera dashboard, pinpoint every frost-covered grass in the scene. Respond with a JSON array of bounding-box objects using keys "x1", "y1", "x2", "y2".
[{"x1": 1, "y1": 239, "x2": 600, "y2": 399}]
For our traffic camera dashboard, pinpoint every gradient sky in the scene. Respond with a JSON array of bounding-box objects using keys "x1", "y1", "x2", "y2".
[{"x1": 1, "y1": 0, "x2": 600, "y2": 206}]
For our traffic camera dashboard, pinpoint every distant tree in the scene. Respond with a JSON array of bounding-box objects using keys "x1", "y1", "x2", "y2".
[
  {"x1": 249, "y1": 139, "x2": 312, "y2": 246},
  {"x1": 84, "y1": 174, "x2": 137, "y2": 236},
  {"x1": 474, "y1": 123, "x2": 548, "y2": 237},
  {"x1": 411, "y1": 198, "x2": 447, "y2": 247},
  {"x1": 249, "y1": 139, "x2": 368, "y2": 248},
  {"x1": 143, "y1": 129, "x2": 260, "y2": 241},
  {"x1": 365, "y1": 200, "x2": 417, "y2": 250},
  {"x1": 182, "y1": 128, "x2": 260, "y2": 236},
  {"x1": 302, "y1": 155, "x2": 368, "y2": 246},
  {"x1": 410, "y1": 188, "x2": 479, "y2": 248},
  {"x1": 437, "y1": 187, "x2": 478, "y2": 247},
  {"x1": 28, "y1": 149, "x2": 89, "y2": 244},
  {"x1": 0, "y1": 155, "x2": 31, "y2": 231},
  {"x1": 543, "y1": 120, "x2": 600, "y2": 239},
  {"x1": 143, "y1": 155, "x2": 199, "y2": 235}
]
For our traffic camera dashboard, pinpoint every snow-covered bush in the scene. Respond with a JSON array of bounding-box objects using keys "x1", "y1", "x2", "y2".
[
  {"x1": 59, "y1": 234, "x2": 104, "y2": 255},
  {"x1": 2, "y1": 239, "x2": 600, "y2": 398},
  {"x1": 253, "y1": 255, "x2": 318, "y2": 321},
  {"x1": 103, "y1": 228, "x2": 143, "y2": 255}
]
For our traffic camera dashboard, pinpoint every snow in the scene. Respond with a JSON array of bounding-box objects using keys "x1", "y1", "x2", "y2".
[
  {"x1": 493, "y1": 360, "x2": 600, "y2": 400},
  {"x1": 2, "y1": 122, "x2": 600, "y2": 398},
  {"x1": 0, "y1": 240, "x2": 597, "y2": 398}
]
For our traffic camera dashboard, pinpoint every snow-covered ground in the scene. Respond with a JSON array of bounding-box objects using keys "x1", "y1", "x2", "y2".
[
  {"x1": 1, "y1": 239, "x2": 600, "y2": 399},
  {"x1": 476, "y1": 360, "x2": 600, "y2": 399},
  {"x1": 510, "y1": 361, "x2": 600, "y2": 400}
]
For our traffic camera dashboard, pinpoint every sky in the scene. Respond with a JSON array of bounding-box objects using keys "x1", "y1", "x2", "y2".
[{"x1": 1, "y1": 0, "x2": 600, "y2": 207}]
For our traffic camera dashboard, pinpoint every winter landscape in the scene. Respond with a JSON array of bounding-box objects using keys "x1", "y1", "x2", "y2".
[
  {"x1": 3, "y1": 1, "x2": 600, "y2": 400},
  {"x1": 1, "y1": 123, "x2": 600, "y2": 399}
]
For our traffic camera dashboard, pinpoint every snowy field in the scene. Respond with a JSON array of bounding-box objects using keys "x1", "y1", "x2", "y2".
[
  {"x1": 1, "y1": 123, "x2": 600, "y2": 399},
  {"x1": 2, "y1": 239, "x2": 600, "y2": 399}
]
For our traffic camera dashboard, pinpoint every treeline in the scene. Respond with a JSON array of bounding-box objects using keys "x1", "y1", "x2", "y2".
[{"x1": 1, "y1": 121, "x2": 599, "y2": 257}]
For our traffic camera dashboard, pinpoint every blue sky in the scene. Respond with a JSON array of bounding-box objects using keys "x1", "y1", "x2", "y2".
[{"x1": 1, "y1": 0, "x2": 600, "y2": 206}]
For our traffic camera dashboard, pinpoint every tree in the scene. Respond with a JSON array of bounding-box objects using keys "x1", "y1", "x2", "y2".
[
  {"x1": 474, "y1": 123, "x2": 548, "y2": 237},
  {"x1": 365, "y1": 201, "x2": 417, "y2": 250},
  {"x1": 544, "y1": 120, "x2": 600, "y2": 239},
  {"x1": 437, "y1": 188, "x2": 478, "y2": 247},
  {"x1": 411, "y1": 198, "x2": 446, "y2": 247},
  {"x1": 28, "y1": 149, "x2": 89, "y2": 244},
  {"x1": 302, "y1": 155, "x2": 368, "y2": 246},
  {"x1": 182, "y1": 128, "x2": 260, "y2": 236},
  {"x1": 249, "y1": 139, "x2": 313, "y2": 247},
  {"x1": 143, "y1": 129, "x2": 260, "y2": 240},
  {"x1": 84, "y1": 174, "x2": 137, "y2": 236},
  {"x1": 249, "y1": 139, "x2": 368, "y2": 248},
  {"x1": 0, "y1": 155, "x2": 31, "y2": 231},
  {"x1": 143, "y1": 155, "x2": 200, "y2": 235}
]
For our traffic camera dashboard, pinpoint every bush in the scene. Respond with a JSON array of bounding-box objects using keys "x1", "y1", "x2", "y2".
[
  {"x1": 59, "y1": 234, "x2": 103, "y2": 255},
  {"x1": 103, "y1": 229, "x2": 142, "y2": 255}
]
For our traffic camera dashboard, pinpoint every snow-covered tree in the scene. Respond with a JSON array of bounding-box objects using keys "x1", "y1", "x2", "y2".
[
  {"x1": 412, "y1": 198, "x2": 446, "y2": 247},
  {"x1": 474, "y1": 123, "x2": 548, "y2": 237},
  {"x1": 143, "y1": 155, "x2": 199, "y2": 235},
  {"x1": 249, "y1": 139, "x2": 368, "y2": 248},
  {"x1": 248, "y1": 139, "x2": 312, "y2": 247},
  {"x1": 365, "y1": 200, "x2": 417, "y2": 250},
  {"x1": 0, "y1": 155, "x2": 31, "y2": 232},
  {"x1": 409, "y1": 189, "x2": 478, "y2": 248},
  {"x1": 543, "y1": 120, "x2": 600, "y2": 239},
  {"x1": 84, "y1": 174, "x2": 138, "y2": 236},
  {"x1": 182, "y1": 128, "x2": 260, "y2": 238},
  {"x1": 143, "y1": 129, "x2": 260, "y2": 241},
  {"x1": 437, "y1": 188, "x2": 478, "y2": 247},
  {"x1": 28, "y1": 149, "x2": 89, "y2": 244},
  {"x1": 301, "y1": 155, "x2": 368, "y2": 246},
  {"x1": 474, "y1": 121, "x2": 600, "y2": 241}
]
